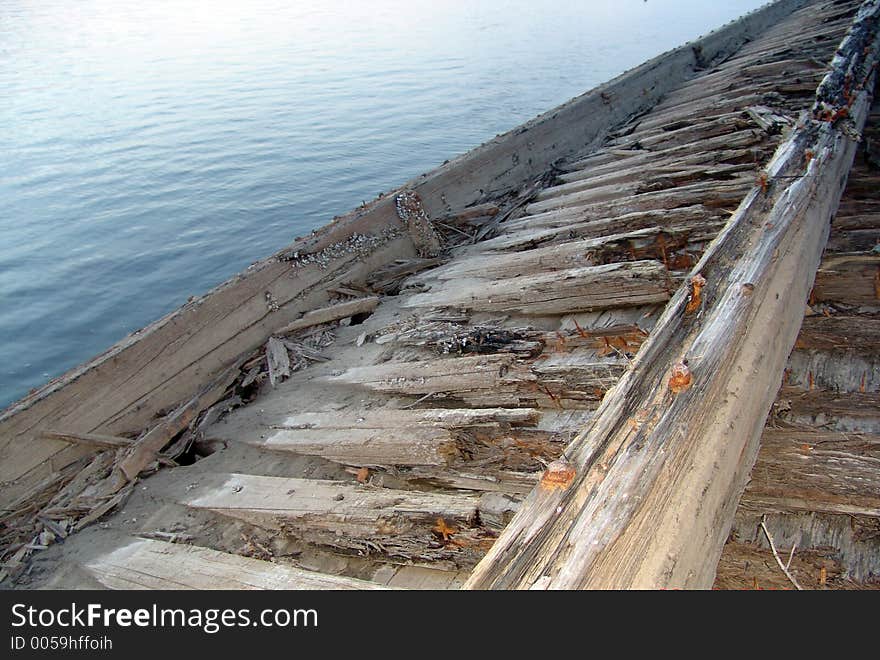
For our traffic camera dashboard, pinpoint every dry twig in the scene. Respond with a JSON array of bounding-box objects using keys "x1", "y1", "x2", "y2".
[{"x1": 760, "y1": 517, "x2": 803, "y2": 590}]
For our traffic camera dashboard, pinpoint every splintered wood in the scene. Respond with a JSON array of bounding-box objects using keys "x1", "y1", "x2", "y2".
[
  {"x1": 405, "y1": 261, "x2": 671, "y2": 315},
  {"x1": 327, "y1": 353, "x2": 624, "y2": 408},
  {"x1": 83, "y1": 539, "x2": 390, "y2": 590},
  {"x1": 184, "y1": 473, "x2": 498, "y2": 565}
]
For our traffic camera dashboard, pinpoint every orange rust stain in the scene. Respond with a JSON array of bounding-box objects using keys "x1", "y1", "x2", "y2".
[
  {"x1": 668, "y1": 359, "x2": 692, "y2": 394},
  {"x1": 685, "y1": 274, "x2": 706, "y2": 315},
  {"x1": 757, "y1": 171, "x2": 769, "y2": 194},
  {"x1": 432, "y1": 518, "x2": 457, "y2": 542},
  {"x1": 539, "y1": 458, "x2": 576, "y2": 492}
]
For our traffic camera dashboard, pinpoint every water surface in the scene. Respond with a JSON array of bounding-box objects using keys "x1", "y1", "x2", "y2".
[{"x1": 0, "y1": 0, "x2": 770, "y2": 408}]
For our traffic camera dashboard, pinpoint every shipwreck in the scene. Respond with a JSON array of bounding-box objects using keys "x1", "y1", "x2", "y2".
[{"x1": 1, "y1": 0, "x2": 878, "y2": 590}]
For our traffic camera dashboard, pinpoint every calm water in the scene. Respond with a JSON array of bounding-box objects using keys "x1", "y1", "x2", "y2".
[{"x1": 0, "y1": 0, "x2": 769, "y2": 408}]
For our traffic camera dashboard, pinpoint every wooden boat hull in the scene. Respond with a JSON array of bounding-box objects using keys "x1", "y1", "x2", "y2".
[{"x1": 2, "y1": 0, "x2": 878, "y2": 590}]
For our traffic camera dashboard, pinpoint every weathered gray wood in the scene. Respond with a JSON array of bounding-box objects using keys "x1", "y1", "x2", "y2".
[
  {"x1": 466, "y1": 4, "x2": 879, "y2": 588},
  {"x1": 366, "y1": 258, "x2": 445, "y2": 294},
  {"x1": 742, "y1": 428, "x2": 880, "y2": 516},
  {"x1": 39, "y1": 431, "x2": 132, "y2": 451},
  {"x1": 785, "y1": 349, "x2": 879, "y2": 392},
  {"x1": 328, "y1": 353, "x2": 624, "y2": 408},
  {"x1": 275, "y1": 296, "x2": 380, "y2": 335},
  {"x1": 84, "y1": 538, "x2": 389, "y2": 590},
  {"x1": 776, "y1": 386, "x2": 880, "y2": 432},
  {"x1": 479, "y1": 206, "x2": 721, "y2": 253},
  {"x1": 553, "y1": 150, "x2": 763, "y2": 197},
  {"x1": 404, "y1": 261, "x2": 671, "y2": 316},
  {"x1": 432, "y1": 228, "x2": 705, "y2": 282},
  {"x1": 114, "y1": 359, "x2": 243, "y2": 484},
  {"x1": 795, "y1": 316, "x2": 880, "y2": 351},
  {"x1": 184, "y1": 473, "x2": 497, "y2": 564},
  {"x1": 811, "y1": 254, "x2": 880, "y2": 305},
  {"x1": 262, "y1": 414, "x2": 557, "y2": 470},
  {"x1": 265, "y1": 337, "x2": 291, "y2": 387},
  {"x1": 524, "y1": 178, "x2": 751, "y2": 217}
]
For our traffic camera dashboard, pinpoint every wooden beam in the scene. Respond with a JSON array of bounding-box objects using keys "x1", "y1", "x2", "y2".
[
  {"x1": 39, "y1": 431, "x2": 132, "y2": 450},
  {"x1": 403, "y1": 261, "x2": 671, "y2": 316},
  {"x1": 275, "y1": 296, "x2": 379, "y2": 335},
  {"x1": 811, "y1": 255, "x2": 880, "y2": 305},
  {"x1": 183, "y1": 473, "x2": 498, "y2": 565},
  {"x1": 327, "y1": 353, "x2": 624, "y2": 408},
  {"x1": 113, "y1": 359, "x2": 243, "y2": 485},
  {"x1": 740, "y1": 428, "x2": 880, "y2": 517},
  {"x1": 465, "y1": 5, "x2": 880, "y2": 589},
  {"x1": 83, "y1": 538, "x2": 389, "y2": 590},
  {"x1": 795, "y1": 316, "x2": 880, "y2": 351}
]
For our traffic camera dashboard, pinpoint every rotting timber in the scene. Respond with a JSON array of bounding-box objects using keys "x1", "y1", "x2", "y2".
[{"x1": 2, "y1": 0, "x2": 878, "y2": 590}]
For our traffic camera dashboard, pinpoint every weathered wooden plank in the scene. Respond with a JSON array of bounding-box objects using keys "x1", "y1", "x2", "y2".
[
  {"x1": 327, "y1": 353, "x2": 624, "y2": 408},
  {"x1": 366, "y1": 258, "x2": 445, "y2": 294},
  {"x1": 113, "y1": 359, "x2": 244, "y2": 485},
  {"x1": 465, "y1": 4, "x2": 879, "y2": 588},
  {"x1": 259, "y1": 421, "x2": 562, "y2": 478},
  {"x1": 776, "y1": 386, "x2": 880, "y2": 432},
  {"x1": 404, "y1": 261, "x2": 671, "y2": 316},
  {"x1": 741, "y1": 428, "x2": 880, "y2": 516},
  {"x1": 557, "y1": 146, "x2": 767, "y2": 192},
  {"x1": 785, "y1": 349, "x2": 880, "y2": 392},
  {"x1": 265, "y1": 337, "x2": 291, "y2": 387},
  {"x1": 184, "y1": 473, "x2": 497, "y2": 564},
  {"x1": 479, "y1": 206, "x2": 721, "y2": 253},
  {"x1": 714, "y1": 540, "x2": 848, "y2": 590},
  {"x1": 275, "y1": 296, "x2": 380, "y2": 335},
  {"x1": 524, "y1": 178, "x2": 751, "y2": 217},
  {"x1": 83, "y1": 538, "x2": 389, "y2": 590},
  {"x1": 427, "y1": 230, "x2": 693, "y2": 282},
  {"x1": 39, "y1": 431, "x2": 132, "y2": 451},
  {"x1": 811, "y1": 254, "x2": 880, "y2": 305}
]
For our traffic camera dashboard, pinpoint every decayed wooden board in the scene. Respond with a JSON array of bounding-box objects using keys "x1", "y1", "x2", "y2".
[
  {"x1": 428, "y1": 227, "x2": 707, "y2": 282},
  {"x1": 479, "y1": 206, "x2": 722, "y2": 253},
  {"x1": 811, "y1": 254, "x2": 880, "y2": 305},
  {"x1": 729, "y1": 510, "x2": 880, "y2": 583},
  {"x1": 83, "y1": 538, "x2": 388, "y2": 590},
  {"x1": 404, "y1": 261, "x2": 671, "y2": 315},
  {"x1": 795, "y1": 316, "x2": 880, "y2": 351},
  {"x1": 183, "y1": 473, "x2": 497, "y2": 564},
  {"x1": 519, "y1": 179, "x2": 751, "y2": 223},
  {"x1": 714, "y1": 541, "x2": 851, "y2": 590},
  {"x1": 465, "y1": 3, "x2": 879, "y2": 588},
  {"x1": 327, "y1": 353, "x2": 624, "y2": 408},
  {"x1": 777, "y1": 386, "x2": 880, "y2": 432},
  {"x1": 785, "y1": 349, "x2": 880, "y2": 392},
  {"x1": 275, "y1": 296, "x2": 380, "y2": 335},
  {"x1": 741, "y1": 428, "x2": 880, "y2": 517},
  {"x1": 232, "y1": 408, "x2": 545, "y2": 467},
  {"x1": 39, "y1": 431, "x2": 132, "y2": 450},
  {"x1": 561, "y1": 130, "x2": 770, "y2": 182}
]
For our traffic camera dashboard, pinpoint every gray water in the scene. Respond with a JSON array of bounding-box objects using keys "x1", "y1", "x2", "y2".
[{"x1": 0, "y1": 0, "x2": 769, "y2": 409}]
